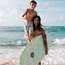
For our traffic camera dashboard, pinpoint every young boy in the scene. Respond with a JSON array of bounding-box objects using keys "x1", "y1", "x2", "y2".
[{"x1": 22, "y1": 0, "x2": 37, "y2": 38}]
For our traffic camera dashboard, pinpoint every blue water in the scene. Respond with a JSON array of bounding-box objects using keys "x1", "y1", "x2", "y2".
[{"x1": 0, "y1": 26, "x2": 65, "y2": 46}]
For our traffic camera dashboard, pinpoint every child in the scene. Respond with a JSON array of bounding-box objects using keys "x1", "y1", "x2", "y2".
[
  {"x1": 22, "y1": 0, "x2": 37, "y2": 38},
  {"x1": 28, "y1": 15, "x2": 48, "y2": 65}
]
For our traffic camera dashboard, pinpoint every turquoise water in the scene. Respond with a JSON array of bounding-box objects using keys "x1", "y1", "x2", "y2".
[{"x1": 0, "y1": 26, "x2": 65, "y2": 46}]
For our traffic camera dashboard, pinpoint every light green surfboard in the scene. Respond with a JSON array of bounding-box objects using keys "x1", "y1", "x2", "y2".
[{"x1": 20, "y1": 36, "x2": 45, "y2": 65}]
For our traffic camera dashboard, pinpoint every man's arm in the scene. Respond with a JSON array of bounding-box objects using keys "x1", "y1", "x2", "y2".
[{"x1": 42, "y1": 30, "x2": 48, "y2": 55}]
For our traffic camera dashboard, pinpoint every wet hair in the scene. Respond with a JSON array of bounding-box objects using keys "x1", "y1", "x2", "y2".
[
  {"x1": 30, "y1": 0, "x2": 37, "y2": 5},
  {"x1": 32, "y1": 15, "x2": 43, "y2": 31}
]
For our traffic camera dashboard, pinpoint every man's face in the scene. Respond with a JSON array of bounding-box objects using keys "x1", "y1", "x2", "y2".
[
  {"x1": 34, "y1": 17, "x2": 39, "y2": 27},
  {"x1": 30, "y1": 3, "x2": 36, "y2": 9}
]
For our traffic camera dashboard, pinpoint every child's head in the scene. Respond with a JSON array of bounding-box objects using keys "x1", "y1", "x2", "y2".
[{"x1": 30, "y1": 0, "x2": 37, "y2": 9}]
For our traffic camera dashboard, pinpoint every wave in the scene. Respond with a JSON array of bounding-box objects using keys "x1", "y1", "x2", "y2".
[
  {"x1": 0, "y1": 26, "x2": 24, "y2": 32},
  {"x1": 44, "y1": 26, "x2": 65, "y2": 33},
  {"x1": 0, "y1": 39, "x2": 27, "y2": 46},
  {"x1": 0, "y1": 26, "x2": 65, "y2": 46},
  {"x1": 52, "y1": 38, "x2": 65, "y2": 45},
  {"x1": 0, "y1": 26, "x2": 65, "y2": 32}
]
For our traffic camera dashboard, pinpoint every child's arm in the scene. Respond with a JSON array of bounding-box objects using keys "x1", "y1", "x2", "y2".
[
  {"x1": 28, "y1": 32, "x2": 36, "y2": 42},
  {"x1": 22, "y1": 9, "x2": 28, "y2": 17}
]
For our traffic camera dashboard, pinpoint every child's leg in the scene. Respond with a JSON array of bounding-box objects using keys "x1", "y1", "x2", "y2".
[
  {"x1": 23, "y1": 22, "x2": 27, "y2": 34},
  {"x1": 23, "y1": 21, "x2": 28, "y2": 39},
  {"x1": 27, "y1": 22, "x2": 33, "y2": 40},
  {"x1": 27, "y1": 22, "x2": 29, "y2": 37},
  {"x1": 28, "y1": 22, "x2": 33, "y2": 36}
]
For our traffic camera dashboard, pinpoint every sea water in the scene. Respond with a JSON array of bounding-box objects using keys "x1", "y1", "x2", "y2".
[
  {"x1": 0, "y1": 26, "x2": 65, "y2": 64},
  {"x1": 0, "y1": 26, "x2": 65, "y2": 46}
]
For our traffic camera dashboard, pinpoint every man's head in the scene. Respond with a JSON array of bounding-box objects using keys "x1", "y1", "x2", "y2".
[{"x1": 30, "y1": 0, "x2": 37, "y2": 9}]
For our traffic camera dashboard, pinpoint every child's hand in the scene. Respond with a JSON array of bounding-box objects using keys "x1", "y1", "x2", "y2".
[
  {"x1": 45, "y1": 48, "x2": 48, "y2": 55},
  {"x1": 28, "y1": 37, "x2": 31, "y2": 42},
  {"x1": 28, "y1": 35, "x2": 32, "y2": 42}
]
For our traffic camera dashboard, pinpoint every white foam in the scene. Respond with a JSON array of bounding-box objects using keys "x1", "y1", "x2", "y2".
[
  {"x1": 42, "y1": 46, "x2": 65, "y2": 64},
  {"x1": 0, "y1": 44, "x2": 65, "y2": 64},
  {"x1": 0, "y1": 47, "x2": 25, "y2": 65},
  {"x1": 52, "y1": 38, "x2": 65, "y2": 44},
  {"x1": 17, "y1": 40, "x2": 22, "y2": 45}
]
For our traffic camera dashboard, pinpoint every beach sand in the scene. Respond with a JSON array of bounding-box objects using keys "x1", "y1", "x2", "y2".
[{"x1": 0, "y1": 44, "x2": 65, "y2": 65}]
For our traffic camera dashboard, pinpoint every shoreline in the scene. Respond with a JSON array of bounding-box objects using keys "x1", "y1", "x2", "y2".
[{"x1": 0, "y1": 44, "x2": 65, "y2": 64}]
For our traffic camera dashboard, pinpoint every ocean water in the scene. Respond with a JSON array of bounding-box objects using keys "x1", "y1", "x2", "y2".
[
  {"x1": 0, "y1": 26, "x2": 65, "y2": 46},
  {"x1": 0, "y1": 26, "x2": 65, "y2": 64}
]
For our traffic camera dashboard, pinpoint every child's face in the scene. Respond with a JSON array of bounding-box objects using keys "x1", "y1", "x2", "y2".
[{"x1": 30, "y1": 3, "x2": 36, "y2": 9}]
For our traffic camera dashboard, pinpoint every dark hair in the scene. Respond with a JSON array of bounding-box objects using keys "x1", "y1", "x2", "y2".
[
  {"x1": 32, "y1": 15, "x2": 43, "y2": 31},
  {"x1": 30, "y1": 0, "x2": 37, "y2": 5}
]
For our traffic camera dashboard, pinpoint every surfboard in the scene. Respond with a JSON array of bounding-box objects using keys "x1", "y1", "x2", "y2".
[{"x1": 20, "y1": 36, "x2": 45, "y2": 65}]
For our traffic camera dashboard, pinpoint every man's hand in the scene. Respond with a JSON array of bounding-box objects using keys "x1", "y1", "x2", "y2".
[{"x1": 45, "y1": 48, "x2": 48, "y2": 55}]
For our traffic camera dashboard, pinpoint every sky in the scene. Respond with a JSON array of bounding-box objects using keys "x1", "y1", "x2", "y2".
[{"x1": 0, "y1": 0, "x2": 65, "y2": 26}]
